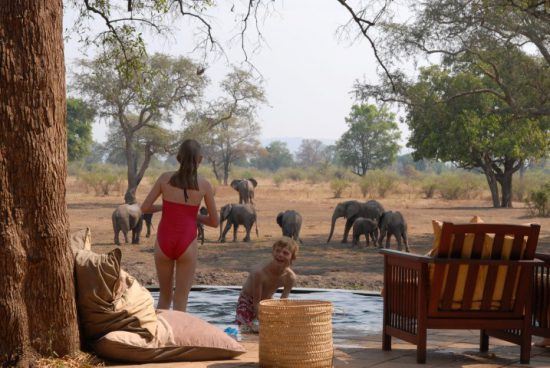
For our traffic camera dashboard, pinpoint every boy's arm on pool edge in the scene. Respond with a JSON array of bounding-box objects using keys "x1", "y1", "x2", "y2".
[{"x1": 280, "y1": 271, "x2": 296, "y2": 299}]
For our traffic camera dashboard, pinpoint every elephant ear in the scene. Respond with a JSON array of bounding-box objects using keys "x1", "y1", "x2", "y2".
[
  {"x1": 230, "y1": 179, "x2": 240, "y2": 190},
  {"x1": 345, "y1": 201, "x2": 360, "y2": 219},
  {"x1": 248, "y1": 178, "x2": 258, "y2": 188},
  {"x1": 221, "y1": 204, "x2": 233, "y2": 220},
  {"x1": 276, "y1": 212, "x2": 284, "y2": 228}
]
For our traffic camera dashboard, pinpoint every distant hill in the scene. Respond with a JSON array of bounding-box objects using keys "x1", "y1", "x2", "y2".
[{"x1": 260, "y1": 137, "x2": 336, "y2": 153}]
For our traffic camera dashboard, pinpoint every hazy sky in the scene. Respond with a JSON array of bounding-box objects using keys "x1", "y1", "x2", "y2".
[{"x1": 63, "y1": 1, "x2": 410, "y2": 145}]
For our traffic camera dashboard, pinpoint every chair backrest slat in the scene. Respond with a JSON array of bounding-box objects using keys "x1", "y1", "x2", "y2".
[
  {"x1": 432, "y1": 223, "x2": 540, "y2": 315},
  {"x1": 461, "y1": 232, "x2": 486, "y2": 310}
]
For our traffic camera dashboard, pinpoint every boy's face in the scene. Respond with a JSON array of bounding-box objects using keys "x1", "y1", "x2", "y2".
[{"x1": 272, "y1": 245, "x2": 293, "y2": 266}]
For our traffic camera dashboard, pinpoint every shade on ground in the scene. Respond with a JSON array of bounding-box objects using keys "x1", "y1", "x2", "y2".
[{"x1": 107, "y1": 329, "x2": 550, "y2": 367}]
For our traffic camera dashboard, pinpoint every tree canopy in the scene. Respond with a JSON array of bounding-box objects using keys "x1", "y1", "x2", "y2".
[
  {"x1": 66, "y1": 97, "x2": 95, "y2": 161},
  {"x1": 336, "y1": 104, "x2": 400, "y2": 176},
  {"x1": 251, "y1": 141, "x2": 294, "y2": 171},
  {"x1": 405, "y1": 64, "x2": 549, "y2": 207},
  {"x1": 73, "y1": 51, "x2": 206, "y2": 202}
]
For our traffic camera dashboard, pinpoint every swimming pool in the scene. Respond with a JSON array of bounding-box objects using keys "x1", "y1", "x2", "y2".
[{"x1": 151, "y1": 288, "x2": 382, "y2": 343}]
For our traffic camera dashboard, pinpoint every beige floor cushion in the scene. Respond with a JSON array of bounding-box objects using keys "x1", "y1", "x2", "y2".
[
  {"x1": 93, "y1": 309, "x2": 246, "y2": 363},
  {"x1": 74, "y1": 248, "x2": 157, "y2": 340}
]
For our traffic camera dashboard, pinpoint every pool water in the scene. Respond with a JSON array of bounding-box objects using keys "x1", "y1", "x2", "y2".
[{"x1": 151, "y1": 288, "x2": 382, "y2": 342}]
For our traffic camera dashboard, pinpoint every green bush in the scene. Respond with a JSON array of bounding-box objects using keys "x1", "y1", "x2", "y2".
[
  {"x1": 513, "y1": 171, "x2": 550, "y2": 202},
  {"x1": 436, "y1": 172, "x2": 484, "y2": 200},
  {"x1": 420, "y1": 175, "x2": 438, "y2": 198},
  {"x1": 525, "y1": 183, "x2": 550, "y2": 217},
  {"x1": 330, "y1": 179, "x2": 350, "y2": 198},
  {"x1": 273, "y1": 174, "x2": 285, "y2": 188},
  {"x1": 359, "y1": 170, "x2": 398, "y2": 198},
  {"x1": 78, "y1": 164, "x2": 125, "y2": 196},
  {"x1": 278, "y1": 167, "x2": 305, "y2": 182}
]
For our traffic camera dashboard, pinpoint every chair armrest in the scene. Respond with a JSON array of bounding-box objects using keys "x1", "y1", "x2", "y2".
[
  {"x1": 379, "y1": 249, "x2": 432, "y2": 263},
  {"x1": 430, "y1": 258, "x2": 544, "y2": 266}
]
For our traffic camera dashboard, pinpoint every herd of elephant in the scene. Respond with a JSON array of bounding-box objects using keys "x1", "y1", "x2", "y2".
[{"x1": 111, "y1": 178, "x2": 410, "y2": 252}]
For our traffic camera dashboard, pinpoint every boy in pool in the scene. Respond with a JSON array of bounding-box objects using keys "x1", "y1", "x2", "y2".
[{"x1": 235, "y1": 237, "x2": 298, "y2": 332}]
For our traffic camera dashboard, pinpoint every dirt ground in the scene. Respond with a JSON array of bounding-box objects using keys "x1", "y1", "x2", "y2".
[{"x1": 67, "y1": 177, "x2": 550, "y2": 292}]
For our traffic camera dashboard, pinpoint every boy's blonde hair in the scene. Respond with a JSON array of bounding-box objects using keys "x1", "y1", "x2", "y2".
[{"x1": 273, "y1": 236, "x2": 299, "y2": 261}]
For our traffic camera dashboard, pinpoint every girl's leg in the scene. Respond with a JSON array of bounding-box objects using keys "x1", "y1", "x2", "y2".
[
  {"x1": 173, "y1": 240, "x2": 198, "y2": 312},
  {"x1": 155, "y1": 241, "x2": 175, "y2": 309}
]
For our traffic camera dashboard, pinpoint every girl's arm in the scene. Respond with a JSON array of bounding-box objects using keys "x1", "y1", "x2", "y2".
[
  {"x1": 198, "y1": 179, "x2": 219, "y2": 227},
  {"x1": 140, "y1": 175, "x2": 163, "y2": 214}
]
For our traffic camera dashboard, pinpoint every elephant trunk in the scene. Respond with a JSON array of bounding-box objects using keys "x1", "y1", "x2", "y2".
[{"x1": 327, "y1": 212, "x2": 339, "y2": 243}]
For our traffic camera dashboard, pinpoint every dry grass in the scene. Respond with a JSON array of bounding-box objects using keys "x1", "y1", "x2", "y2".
[{"x1": 35, "y1": 352, "x2": 104, "y2": 368}]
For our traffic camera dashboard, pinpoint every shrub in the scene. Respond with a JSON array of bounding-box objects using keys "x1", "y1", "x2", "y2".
[
  {"x1": 525, "y1": 183, "x2": 550, "y2": 217},
  {"x1": 436, "y1": 172, "x2": 484, "y2": 200},
  {"x1": 78, "y1": 164, "x2": 125, "y2": 196},
  {"x1": 359, "y1": 170, "x2": 398, "y2": 198},
  {"x1": 420, "y1": 175, "x2": 438, "y2": 198},
  {"x1": 278, "y1": 167, "x2": 305, "y2": 182},
  {"x1": 273, "y1": 174, "x2": 284, "y2": 188},
  {"x1": 330, "y1": 179, "x2": 350, "y2": 198},
  {"x1": 513, "y1": 171, "x2": 550, "y2": 202}
]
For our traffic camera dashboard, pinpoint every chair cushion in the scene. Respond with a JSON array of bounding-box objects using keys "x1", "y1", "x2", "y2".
[
  {"x1": 74, "y1": 248, "x2": 157, "y2": 340},
  {"x1": 92, "y1": 309, "x2": 246, "y2": 363},
  {"x1": 429, "y1": 216, "x2": 527, "y2": 310}
]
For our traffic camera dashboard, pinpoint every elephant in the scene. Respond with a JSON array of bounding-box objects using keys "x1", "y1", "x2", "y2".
[
  {"x1": 197, "y1": 206, "x2": 208, "y2": 245},
  {"x1": 378, "y1": 211, "x2": 409, "y2": 252},
  {"x1": 276, "y1": 210, "x2": 303, "y2": 243},
  {"x1": 218, "y1": 203, "x2": 258, "y2": 242},
  {"x1": 327, "y1": 200, "x2": 385, "y2": 243},
  {"x1": 230, "y1": 178, "x2": 258, "y2": 204},
  {"x1": 352, "y1": 217, "x2": 379, "y2": 247},
  {"x1": 112, "y1": 203, "x2": 153, "y2": 245}
]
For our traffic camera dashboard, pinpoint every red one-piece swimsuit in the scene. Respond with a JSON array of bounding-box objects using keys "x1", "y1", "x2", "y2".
[{"x1": 157, "y1": 199, "x2": 199, "y2": 260}]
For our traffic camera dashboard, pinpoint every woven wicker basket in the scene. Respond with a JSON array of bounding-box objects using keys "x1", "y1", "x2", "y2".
[{"x1": 258, "y1": 299, "x2": 333, "y2": 368}]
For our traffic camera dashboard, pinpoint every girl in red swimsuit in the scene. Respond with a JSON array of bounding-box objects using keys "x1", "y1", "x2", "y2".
[{"x1": 141, "y1": 139, "x2": 219, "y2": 312}]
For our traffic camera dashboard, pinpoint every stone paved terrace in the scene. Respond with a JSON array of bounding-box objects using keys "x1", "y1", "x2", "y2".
[{"x1": 111, "y1": 330, "x2": 550, "y2": 367}]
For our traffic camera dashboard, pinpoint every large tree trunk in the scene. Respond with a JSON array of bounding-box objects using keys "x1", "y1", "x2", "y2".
[
  {"x1": 482, "y1": 169, "x2": 500, "y2": 208},
  {"x1": 0, "y1": 1, "x2": 80, "y2": 365},
  {"x1": 500, "y1": 173, "x2": 513, "y2": 208},
  {"x1": 124, "y1": 133, "x2": 139, "y2": 203}
]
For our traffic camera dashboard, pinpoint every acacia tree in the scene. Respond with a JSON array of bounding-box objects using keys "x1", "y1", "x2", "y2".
[
  {"x1": 405, "y1": 65, "x2": 549, "y2": 207},
  {"x1": 336, "y1": 104, "x2": 400, "y2": 176},
  {"x1": 187, "y1": 67, "x2": 265, "y2": 183},
  {"x1": 202, "y1": 116, "x2": 261, "y2": 184},
  {"x1": 296, "y1": 139, "x2": 330, "y2": 168},
  {"x1": 74, "y1": 52, "x2": 206, "y2": 203}
]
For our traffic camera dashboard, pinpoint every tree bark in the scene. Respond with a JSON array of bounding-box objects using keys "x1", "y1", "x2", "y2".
[
  {"x1": 0, "y1": 1, "x2": 80, "y2": 365},
  {"x1": 124, "y1": 132, "x2": 139, "y2": 203},
  {"x1": 482, "y1": 169, "x2": 501, "y2": 208}
]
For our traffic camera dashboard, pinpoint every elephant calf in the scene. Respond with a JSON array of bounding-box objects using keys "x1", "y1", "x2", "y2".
[
  {"x1": 276, "y1": 210, "x2": 303, "y2": 243},
  {"x1": 197, "y1": 206, "x2": 208, "y2": 245},
  {"x1": 230, "y1": 178, "x2": 258, "y2": 205},
  {"x1": 112, "y1": 203, "x2": 153, "y2": 245},
  {"x1": 219, "y1": 204, "x2": 258, "y2": 242},
  {"x1": 352, "y1": 217, "x2": 378, "y2": 248},
  {"x1": 378, "y1": 211, "x2": 409, "y2": 252}
]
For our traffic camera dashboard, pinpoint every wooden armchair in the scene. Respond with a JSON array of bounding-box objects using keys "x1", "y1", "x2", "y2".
[
  {"x1": 533, "y1": 253, "x2": 550, "y2": 339},
  {"x1": 381, "y1": 222, "x2": 541, "y2": 364}
]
